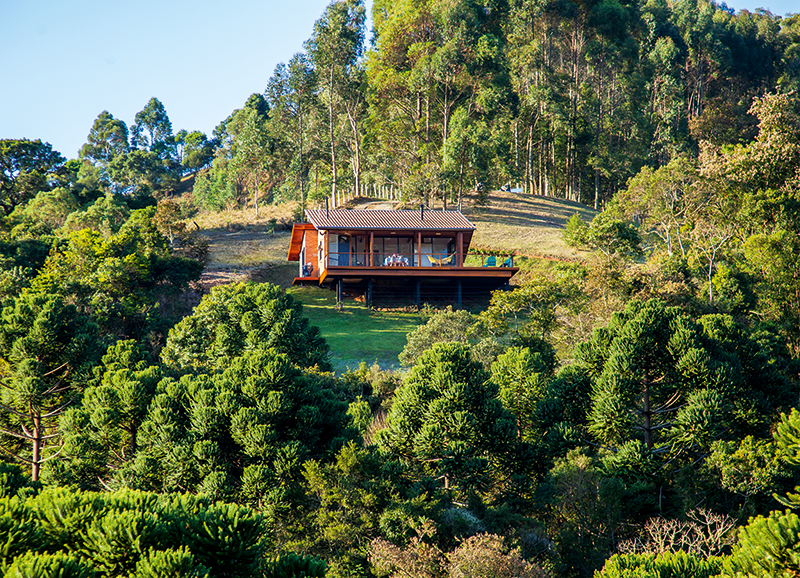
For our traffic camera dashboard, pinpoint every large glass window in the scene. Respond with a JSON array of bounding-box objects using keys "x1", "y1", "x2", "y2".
[
  {"x1": 328, "y1": 234, "x2": 350, "y2": 265},
  {"x1": 374, "y1": 236, "x2": 413, "y2": 266}
]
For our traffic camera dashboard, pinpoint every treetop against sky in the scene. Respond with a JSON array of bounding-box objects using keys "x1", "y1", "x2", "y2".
[{"x1": 0, "y1": 0, "x2": 794, "y2": 160}]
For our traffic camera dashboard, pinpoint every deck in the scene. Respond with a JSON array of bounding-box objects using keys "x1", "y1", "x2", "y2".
[{"x1": 318, "y1": 265, "x2": 518, "y2": 285}]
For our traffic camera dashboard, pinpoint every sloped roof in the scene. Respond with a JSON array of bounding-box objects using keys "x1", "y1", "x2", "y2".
[
  {"x1": 305, "y1": 209, "x2": 475, "y2": 231},
  {"x1": 288, "y1": 223, "x2": 314, "y2": 261}
]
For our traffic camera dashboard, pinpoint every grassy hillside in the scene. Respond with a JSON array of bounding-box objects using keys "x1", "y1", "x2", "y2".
[
  {"x1": 188, "y1": 190, "x2": 597, "y2": 370},
  {"x1": 288, "y1": 286, "x2": 421, "y2": 373},
  {"x1": 463, "y1": 190, "x2": 596, "y2": 259}
]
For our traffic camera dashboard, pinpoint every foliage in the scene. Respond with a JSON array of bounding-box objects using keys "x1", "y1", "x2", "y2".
[
  {"x1": 577, "y1": 299, "x2": 794, "y2": 455},
  {"x1": 399, "y1": 306, "x2": 477, "y2": 366},
  {"x1": 0, "y1": 139, "x2": 66, "y2": 216},
  {"x1": 161, "y1": 282, "x2": 330, "y2": 372},
  {"x1": 264, "y1": 553, "x2": 328, "y2": 578},
  {"x1": 0, "y1": 486, "x2": 265, "y2": 577},
  {"x1": 0, "y1": 293, "x2": 101, "y2": 480},
  {"x1": 477, "y1": 266, "x2": 587, "y2": 346},
  {"x1": 30, "y1": 206, "x2": 203, "y2": 341},
  {"x1": 128, "y1": 346, "x2": 353, "y2": 498},
  {"x1": 447, "y1": 533, "x2": 551, "y2": 578},
  {"x1": 595, "y1": 551, "x2": 724, "y2": 578},
  {"x1": 491, "y1": 346, "x2": 553, "y2": 443},
  {"x1": 371, "y1": 529, "x2": 550, "y2": 578},
  {"x1": 722, "y1": 509, "x2": 800, "y2": 578},
  {"x1": 45, "y1": 340, "x2": 162, "y2": 490},
  {"x1": 376, "y1": 343, "x2": 521, "y2": 497}
]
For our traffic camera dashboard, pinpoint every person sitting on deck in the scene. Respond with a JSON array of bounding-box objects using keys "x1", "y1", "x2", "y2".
[{"x1": 303, "y1": 263, "x2": 313, "y2": 276}]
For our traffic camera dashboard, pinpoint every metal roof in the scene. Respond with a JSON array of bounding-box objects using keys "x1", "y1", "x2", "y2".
[{"x1": 305, "y1": 209, "x2": 475, "y2": 231}]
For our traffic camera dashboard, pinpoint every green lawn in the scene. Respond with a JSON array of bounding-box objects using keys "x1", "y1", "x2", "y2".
[{"x1": 288, "y1": 286, "x2": 422, "y2": 373}]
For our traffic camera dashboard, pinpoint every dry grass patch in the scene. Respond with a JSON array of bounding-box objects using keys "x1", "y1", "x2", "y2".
[
  {"x1": 190, "y1": 201, "x2": 299, "y2": 230},
  {"x1": 462, "y1": 190, "x2": 596, "y2": 259}
]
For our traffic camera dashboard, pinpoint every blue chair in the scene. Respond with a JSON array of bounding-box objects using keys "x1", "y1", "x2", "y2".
[
  {"x1": 484, "y1": 255, "x2": 496, "y2": 267},
  {"x1": 501, "y1": 256, "x2": 513, "y2": 267}
]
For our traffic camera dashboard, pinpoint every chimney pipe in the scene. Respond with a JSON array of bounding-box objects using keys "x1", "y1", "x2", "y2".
[
  {"x1": 420, "y1": 204, "x2": 424, "y2": 221},
  {"x1": 326, "y1": 198, "x2": 329, "y2": 219}
]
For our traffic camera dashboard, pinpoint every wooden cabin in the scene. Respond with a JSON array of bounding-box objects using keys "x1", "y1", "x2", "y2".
[{"x1": 288, "y1": 208, "x2": 518, "y2": 306}]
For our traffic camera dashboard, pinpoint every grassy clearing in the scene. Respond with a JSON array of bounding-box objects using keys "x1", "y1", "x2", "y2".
[
  {"x1": 185, "y1": 191, "x2": 595, "y2": 369},
  {"x1": 190, "y1": 201, "x2": 299, "y2": 231},
  {"x1": 288, "y1": 286, "x2": 422, "y2": 373},
  {"x1": 462, "y1": 190, "x2": 597, "y2": 260}
]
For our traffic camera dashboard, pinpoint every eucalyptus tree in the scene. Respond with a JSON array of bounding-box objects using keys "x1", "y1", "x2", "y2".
[
  {"x1": 194, "y1": 94, "x2": 270, "y2": 211},
  {"x1": 231, "y1": 107, "x2": 274, "y2": 217},
  {"x1": 306, "y1": 0, "x2": 366, "y2": 204},
  {"x1": 267, "y1": 53, "x2": 319, "y2": 210},
  {"x1": 79, "y1": 111, "x2": 129, "y2": 168},
  {"x1": 130, "y1": 97, "x2": 174, "y2": 154},
  {"x1": 174, "y1": 129, "x2": 213, "y2": 175}
]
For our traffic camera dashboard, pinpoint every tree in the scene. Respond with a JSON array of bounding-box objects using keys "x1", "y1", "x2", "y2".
[
  {"x1": 175, "y1": 130, "x2": 214, "y2": 175},
  {"x1": 0, "y1": 139, "x2": 66, "y2": 216},
  {"x1": 376, "y1": 343, "x2": 519, "y2": 495},
  {"x1": 131, "y1": 347, "x2": 352, "y2": 499},
  {"x1": 579, "y1": 299, "x2": 795, "y2": 456},
  {"x1": 596, "y1": 552, "x2": 723, "y2": 578},
  {"x1": 130, "y1": 97, "x2": 174, "y2": 154},
  {"x1": 0, "y1": 486, "x2": 266, "y2": 577},
  {"x1": 490, "y1": 346, "x2": 553, "y2": 442},
  {"x1": 399, "y1": 306, "x2": 477, "y2": 367},
  {"x1": 267, "y1": 53, "x2": 319, "y2": 211},
  {"x1": 306, "y1": 0, "x2": 366, "y2": 205},
  {"x1": 46, "y1": 340, "x2": 162, "y2": 490},
  {"x1": 30, "y1": 207, "x2": 202, "y2": 341},
  {"x1": 161, "y1": 282, "x2": 330, "y2": 372},
  {"x1": 616, "y1": 156, "x2": 700, "y2": 257},
  {"x1": 231, "y1": 108, "x2": 274, "y2": 217},
  {"x1": 80, "y1": 111, "x2": 129, "y2": 167},
  {"x1": 0, "y1": 294, "x2": 101, "y2": 481},
  {"x1": 580, "y1": 299, "x2": 722, "y2": 452},
  {"x1": 9, "y1": 187, "x2": 79, "y2": 237},
  {"x1": 477, "y1": 267, "x2": 587, "y2": 345}
]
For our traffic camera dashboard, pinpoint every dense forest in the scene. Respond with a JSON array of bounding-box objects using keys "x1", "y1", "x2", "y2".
[{"x1": 2, "y1": 0, "x2": 800, "y2": 576}]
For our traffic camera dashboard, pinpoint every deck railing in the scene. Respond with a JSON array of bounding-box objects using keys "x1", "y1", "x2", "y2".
[
  {"x1": 325, "y1": 252, "x2": 515, "y2": 268},
  {"x1": 326, "y1": 251, "x2": 462, "y2": 267}
]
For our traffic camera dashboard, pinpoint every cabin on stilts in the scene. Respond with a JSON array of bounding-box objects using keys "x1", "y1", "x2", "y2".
[{"x1": 287, "y1": 208, "x2": 518, "y2": 307}]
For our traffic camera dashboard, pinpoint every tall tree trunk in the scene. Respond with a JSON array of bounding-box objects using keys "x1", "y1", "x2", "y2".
[
  {"x1": 328, "y1": 66, "x2": 338, "y2": 206},
  {"x1": 347, "y1": 108, "x2": 361, "y2": 200},
  {"x1": 31, "y1": 411, "x2": 41, "y2": 482},
  {"x1": 642, "y1": 381, "x2": 652, "y2": 450}
]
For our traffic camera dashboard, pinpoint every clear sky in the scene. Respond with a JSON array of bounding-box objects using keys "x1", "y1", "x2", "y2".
[{"x1": 0, "y1": 0, "x2": 795, "y2": 161}]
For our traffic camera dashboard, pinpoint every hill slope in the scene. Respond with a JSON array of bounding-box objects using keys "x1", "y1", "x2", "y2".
[
  {"x1": 188, "y1": 191, "x2": 597, "y2": 371},
  {"x1": 463, "y1": 190, "x2": 597, "y2": 259}
]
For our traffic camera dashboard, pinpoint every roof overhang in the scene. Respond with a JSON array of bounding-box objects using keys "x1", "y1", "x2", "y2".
[
  {"x1": 288, "y1": 223, "x2": 315, "y2": 261},
  {"x1": 305, "y1": 209, "x2": 476, "y2": 232}
]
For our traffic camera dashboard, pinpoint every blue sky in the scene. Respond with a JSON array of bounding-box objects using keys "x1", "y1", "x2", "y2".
[{"x1": 0, "y1": 0, "x2": 796, "y2": 161}]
